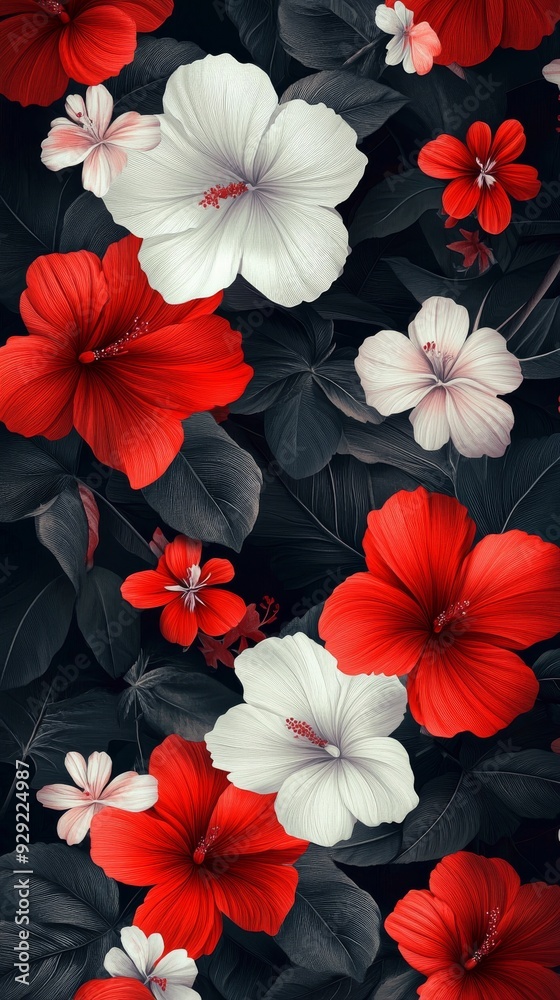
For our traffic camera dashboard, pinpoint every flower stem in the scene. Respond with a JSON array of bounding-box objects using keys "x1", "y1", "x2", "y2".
[
  {"x1": 504, "y1": 251, "x2": 560, "y2": 337},
  {"x1": 342, "y1": 40, "x2": 377, "y2": 68}
]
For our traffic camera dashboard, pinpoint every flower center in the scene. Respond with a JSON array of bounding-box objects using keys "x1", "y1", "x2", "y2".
[
  {"x1": 199, "y1": 182, "x2": 249, "y2": 209},
  {"x1": 149, "y1": 977, "x2": 167, "y2": 992},
  {"x1": 285, "y1": 718, "x2": 340, "y2": 757},
  {"x1": 475, "y1": 157, "x2": 497, "y2": 188},
  {"x1": 433, "y1": 600, "x2": 470, "y2": 634},
  {"x1": 193, "y1": 825, "x2": 220, "y2": 865},
  {"x1": 163, "y1": 564, "x2": 210, "y2": 611},
  {"x1": 34, "y1": 0, "x2": 70, "y2": 21},
  {"x1": 464, "y1": 907, "x2": 500, "y2": 969},
  {"x1": 422, "y1": 341, "x2": 456, "y2": 381},
  {"x1": 79, "y1": 318, "x2": 149, "y2": 364}
]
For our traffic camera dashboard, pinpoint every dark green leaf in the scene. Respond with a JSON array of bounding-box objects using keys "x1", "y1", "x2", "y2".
[
  {"x1": 349, "y1": 171, "x2": 445, "y2": 243},
  {"x1": 281, "y1": 70, "x2": 406, "y2": 139},
  {"x1": 76, "y1": 567, "x2": 140, "y2": 678}
]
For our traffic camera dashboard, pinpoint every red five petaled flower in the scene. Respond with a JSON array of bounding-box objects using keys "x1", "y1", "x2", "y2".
[
  {"x1": 0, "y1": 0, "x2": 173, "y2": 107},
  {"x1": 89, "y1": 735, "x2": 309, "y2": 959},
  {"x1": 0, "y1": 235, "x2": 252, "y2": 489},
  {"x1": 121, "y1": 535, "x2": 247, "y2": 647},
  {"x1": 418, "y1": 120, "x2": 540, "y2": 234},
  {"x1": 319, "y1": 487, "x2": 560, "y2": 738},
  {"x1": 385, "y1": 851, "x2": 560, "y2": 1000}
]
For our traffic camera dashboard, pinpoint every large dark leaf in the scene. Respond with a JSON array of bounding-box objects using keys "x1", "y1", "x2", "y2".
[
  {"x1": 275, "y1": 847, "x2": 381, "y2": 979},
  {"x1": 533, "y1": 649, "x2": 560, "y2": 702},
  {"x1": 0, "y1": 429, "x2": 81, "y2": 521},
  {"x1": 34, "y1": 485, "x2": 88, "y2": 591},
  {"x1": 59, "y1": 192, "x2": 128, "y2": 257},
  {"x1": 372, "y1": 961, "x2": 424, "y2": 1000},
  {"x1": 142, "y1": 413, "x2": 262, "y2": 551},
  {"x1": 472, "y1": 750, "x2": 560, "y2": 819},
  {"x1": 0, "y1": 685, "x2": 134, "y2": 787},
  {"x1": 225, "y1": 0, "x2": 291, "y2": 86},
  {"x1": 505, "y1": 298, "x2": 560, "y2": 379},
  {"x1": 337, "y1": 415, "x2": 454, "y2": 493},
  {"x1": 281, "y1": 70, "x2": 406, "y2": 139},
  {"x1": 278, "y1": 0, "x2": 384, "y2": 75},
  {"x1": 349, "y1": 171, "x2": 445, "y2": 243},
  {"x1": 0, "y1": 844, "x2": 120, "y2": 1000},
  {"x1": 106, "y1": 35, "x2": 206, "y2": 114},
  {"x1": 75, "y1": 567, "x2": 140, "y2": 678},
  {"x1": 394, "y1": 773, "x2": 481, "y2": 863},
  {"x1": 264, "y1": 386, "x2": 343, "y2": 478},
  {"x1": 198, "y1": 921, "x2": 287, "y2": 1000},
  {"x1": 328, "y1": 822, "x2": 402, "y2": 867},
  {"x1": 264, "y1": 961, "x2": 384, "y2": 999}
]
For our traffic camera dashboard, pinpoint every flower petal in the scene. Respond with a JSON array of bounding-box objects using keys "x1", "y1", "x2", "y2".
[
  {"x1": 195, "y1": 589, "x2": 247, "y2": 636},
  {"x1": 442, "y1": 176, "x2": 480, "y2": 221},
  {"x1": 160, "y1": 599, "x2": 199, "y2": 647},
  {"x1": 101, "y1": 772, "x2": 159, "y2": 811},
  {"x1": 418, "y1": 134, "x2": 474, "y2": 179},
  {"x1": 115, "y1": 0, "x2": 174, "y2": 31},
  {"x1": 57, "y1": 803, "x2": 99, "y2": 845},
  {"x1": 148, "y1": 736, "x2": 229, "y2": 840},
  {"x1": 82, "y1": 143, "x2": 129, "y2": 197},
  {"x1": 152, "y1": 947, "x2": 198, "y2": 986},
  {"x1": 0, "y1": 334, "x2": 78, "y2": 440},
  {"x1": 58, "y1": 6, "x2": 137, "y2": 85},
  {"x1": 86, "y1": 750, "x2": 112, "y2": 798},
  {"x1": 448, "y1": 327, "x2": 523, "y2": 394},
  {"x1": 134, "y1": 873, "x2": 222, "y2": 959},
  {"x1": 103, "y1": 946, "x2": 144, "y2": 980},
  {"x1": 493, "y1": 163, "x2": 541, "y2": 201},
  {"x1": 409, "y1": 387, "x2": 451, "y2": 451},
  {"x1": 85, "y1": 83, "x2": 114, "y2": 135},
  {"x1": 409, "y1": 22, "x2": 441, "y2": 75},
  {"x1": 36, "y1": 783, "x2": 90, "y2": 810},
  {"x1": 385, "y1": 888, "x2": 462, "y2": 976},
  {"x1": 118, "y1": 926, "x2": 153, "y2": 979},
  {"x1": 20, "y1": 248, "x2": 108, "y2": 345},
  {"x1": 0, "y1": 14, "x2": 68, "y2": 107},
  {"x1": 121, "y1": 570, "x2": 178, "y2": 609},
  {"x1": 408, "y1": 296, "x2": 470, "y2": 359},
  {"x1": 444, "y1": 384, "x2": 514, "y2": 457},
  {"x1": 65, "y1": 751, "x2": 88, "y2": 788},
  {"x1": 338, "y1": 738, "x2": 419, "y2": 828},
  {"x1": 275, "y1": 760, "x2": 354, "y2": 845},
  {"x1": 41, "y1": 124, "x2": 96, "y2": 171},
  {"x1": 105, "y1": 112, "x2": 161, "y2": 150},
  {"x1": 476, "y1": 180, "x2": 512, "y2": 234},
  {"x1": 496, "y1": 883, "x2": 560, "y2": 965},
  {"x1": 355, "y1": 329, "x2": 435, "y2": 415},
  {"x1": 489, "y1": 119, "x2": 526, "y2": 165},
  {"x1": 201, "y1": 557, "x2": 235, "y2": 585},
  {"x1": 74, "y1": 979, "x2": 152, "y2": 1000},
  {"x1": 90, "y1": 808, "x2": 189, "y2": 885},
  {"x1": 209, "y1": 856, "x2": 300, "y2": 935}
]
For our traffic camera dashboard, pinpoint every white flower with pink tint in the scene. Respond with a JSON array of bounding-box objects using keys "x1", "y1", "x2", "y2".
[
  {"x1": 543, "y1": 60, "x2": 560, "y2": 87},
  {"x1": 355, "y1": 296, "x2": 523, "y2": 458},
  {"x1": 36, "y1": 750, "x2": 158, "y2": 845},
  {"x1": 375, "y1": 2, "x2": 441, "y2": 75},
  {"x1": 41, "y1": 84, "x2": 161, "y2": 198},
  {"x1": 102, "y1": 926, "x2": 201, "y2": 1000}
]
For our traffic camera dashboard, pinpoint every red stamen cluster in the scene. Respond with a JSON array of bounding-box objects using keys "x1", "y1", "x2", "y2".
[
  {"x1": 286, "y1": 719, "x2": 328, "y2": 747},
  {"x1": 423, "y1": 341, "x2": 437, "y2": 352},
  {"x1": 464, "y1": 907, "x2": 500, "y2": 969},
  {"x1": 150, "y1": 978, "x2": 168, "y2": 992},
  {"x1": 193, "y1": 825, "x2": 220, "y2": 864},
  {"x1": 35, "y1": 0, "x2": 69, "y2": 19},
  {"x1": 433, "y1": 599, "x2": 470, "y2": 633},
  {"x1": 79, "y1": 318, "x2": 149, "y2": 364},
  {"x1": 199, "y1": 182, "x2": 248, "y2": 209}
]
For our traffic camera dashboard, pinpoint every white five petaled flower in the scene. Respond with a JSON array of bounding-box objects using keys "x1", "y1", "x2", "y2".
[
  {"x1": 375, "y1": 2, "x2": 441, "y2": 76},
  {"x1": 355, "y1": 296, "x2": 523, "y2": 458},
  {"x1": 36, "y1": 751, "x2": 158, "y2": 845},
  {"x1": 205, "y1": 632, "x2": 419, "y2": 847},
  {"x1": 104, "y1": 926, "x2": 200, "y2": 1000},
  {"x1": 102, "y1": 53, "x2": 368, "y2": 307},
  {"x1": 41, "y1": 84, "x2": 161, "y2": 198}
]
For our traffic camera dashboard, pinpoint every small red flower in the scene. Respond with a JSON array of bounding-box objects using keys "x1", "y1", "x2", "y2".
[
  {"x1": 121, "y1": 535, "x2": 247, "y2": 647},
  {"x1": 0, "y1": 0, "x2": 173, "y2": 107},
  {"x1": 385, "y1": 0, "x2": 560, "y2": 66},
  {"x1": 319, "y1": 487, "x2": 560, "y2": 738},
  {"x1": 419, "y1": 120, "x2": 540, "y2": 235},
  {"x1": 90, "y1": 735, "x2": 308, "y2": 958},
  {"x1": 0, "y1": 235, "x2": 252, "y2": 489},
  {"x1": 447, "y1": 229, "x2": 496, "y2": 274},
  {"x1": 385, "y1": 851, "x2": 560, "y2": 1000}
]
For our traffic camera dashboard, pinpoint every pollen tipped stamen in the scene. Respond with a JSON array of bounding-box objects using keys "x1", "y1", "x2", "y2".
[
  {"x1": 193, "y1": 825, "x2": 220, "y2": 864},
  {"x1": 79, "y1": 318, "x2": 149, "y2": 364},
  {"x1": 149, "y1": 977, "x2": 168, "y2": 992},
  {"x1": 199, "y1": 182, "x2": 249, "y2": 209},
  {"x1": 464, "y1": 907, "x2": 500, "y2": 969},
  {"x1": 475, "y1": 157, "x2": 497, "y2": 188},
  {"x1": 285, "y1": 718, "x2": 339, "y2": 756},
  {"x1": 433, "y1": 599, "x2": 470, "y2": 633},
  {"x1": 35, "y1": 0, "x2": 69, "y2": 17}
]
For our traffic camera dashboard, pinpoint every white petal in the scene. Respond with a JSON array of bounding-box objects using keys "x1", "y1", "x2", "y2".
[
  {"x1": 394, "y1": 1, "x2": 414, "y2": 27},
  {"x1": 152, "y1": 984, "x2": 201, "y2": 1000},
  {"x1": 253, "y1": 99, "x2": 366, "y2": 207},
  {"x1": 153, "y1": 948, "x2": 198, "y2": 986},
  {"x1": 120, "y1": 926, "x2": 152, "y2": 978},
  {"x1": 233, "y1": 633, "x2": 343, "y2": 738},
  {"x1": 56, "y1": 804, "x2": 98, "y2": 845},
  {"x1": 447, "y1": 327, "x2": 523, "y2": 394},
  {"x1": 65, "y1": 93, "x2": 87, "y2": 124},
  {"x1": 335, "y1": 672, "x2": 408, "y2": 745},
  {"x1": 101, "y1": 772, "x2": 159, "y2": 811},
  {"x1": 82, "y1": 144, "x2": 128, "y2": 198},
  {"x1": 274, "y1": 761, "x2": 355, "y2": 846},
  {"x1": 105, "y1": 112, "x2": 161, "y2": 151},
  {"x1": 408, "y1": 296, "x2": 470, "y2": 359},
  {"x1": 145, "y1": 933, "x2": 165, "y2": 974},
  {"x1": 445, "y1": 385, "x2": 515, "y2": 458},
  {"x1": 409, "y1": 386, "x2": 451, "y2": 451},
  {"x1": 104, "y1": 946, "x2": 143, "y2": 980},
  {"x1": 375, "y1": 4, "x2": 402, "y2": 33},
  {"x1": 238, "y1": 197, "x2": 351, "y2": 306},
  {"x1": 85, "y1": 84, "x2": 114, "y2": 135},
  {"x1": 206, "y1": 703, "x2": 328, "y2": 794},
  {"x1": 543, "y1": 59, "x2": 560, "y2": 86},
  {"x1": 86, "y1": 751, "x2": 112, "y2": 798},
  {"x1": 385, "y1": 35, "x2": 407, "y2": 67},
  {"x1": 401, "y1": 41, "x2": 416, "y2": 74},
  {"x1": 162, "y1": 54, "x2": 279, "y2": 181},
  {"x1": 36, "y1": 783, "x2": 90, "y2": 810},
  {"x1": 41, "y1": 124, "x2": 96, "y2": 170},
  {"x1": 355, "y1": 329, "x2": 435, "y2": 414},
  {"x1": 338, "y1": 738, "x2": 419, "y2": 828},
  {"x1": 64, "y1": 751, "x2": 88, "y2": 789}
]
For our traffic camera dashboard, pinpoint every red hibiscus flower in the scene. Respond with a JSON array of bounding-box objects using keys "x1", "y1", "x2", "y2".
[
  {"x1": 447, "y1": 229, "x2": 496, "y2": 274},
  {"x1": 89, "y1": 735, "x2": 308, "y2": 958},
  {"x1": 385, "y1": 851, "x2": 560, "y2": 1000},
  {"x1": 418, "y1": 120, "x2": 540, "y2": 235},
  {"x1": 0, "y1": 0, "x2": 173, "y2": 107},
  {"x1": 121, "y1": 534, "x2": 247, "y2": 647},
  {"x1": 0, "y1": 235, "x2": 252, "y2": 489},
  {"x1": 385, "y1": 0, "x2": 560, "y2": 66},
  {"x1": 319, "y1": 487, "x2": 560, "y2": 738}
]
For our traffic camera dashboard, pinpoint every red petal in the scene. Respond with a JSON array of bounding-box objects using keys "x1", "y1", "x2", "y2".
[
  {"x1": 78, "y1": 484, "x2": 100, "y2": 569},
  {"x1": 466, "y1": 122, "x2": 492, "y2": 162},
  {"x1": 90, "y1": 807, "x2": 189, "y2": 885},
  {"x1": 210, "y1": 858, "x2": 300, "y2": 936},
  {"x1": 385, "y1": 888, "x2": 462, "y2": 976},
  {"x1": 74, "y1": 980, "x2": 152, "y2": 1000},
  {"x1": 500, "y1": 0, "x2": 560, "y2": 50},
  {"x1": 496, "y1": 883, "x2": 560, "y2": 966},
  {"x1": 159, "y1": 599, "x2": 199, "y2": 646},
  {"x1": 476, "y1": 182, "x2": 512, "y2": 234},
  {"x1": 161, "y1": 535, "x2": 202, "y2": 579},
  {"x1": 0, "y1": 334, "x2": 77, "y2": 438},
  {"x1": 462, "y1": 531, "x2": 560, "y2": 648},
  {"x1": 201, "y1": 557, "x2": 236, "y2": 586},
  {"x1": 208, "y1": 784, "x2": 308, "y2": 861},
  {"x1": 108, "y1": 0, "x2": 174, "y2": 31},
  {"x1": 473, "y1": 960, "x2": 560, "y2": 1000},
  {"x1": 58, "y1": 5, "x2": 137, "y2": 84},
  {"x1": 133, "y1": 871, "x2": 223, "y2": 958},
  {"x1": 120, "y1": 569, "x2": 177, "y2": 608},
  {"x1": 407, "y1": 640, "x2": 539, "y2": 737},
  {"x1": 489, "y1": 119, "x2": 526, "y2": 164},
  {"x1": 319, "y1": 572, "x2": 427, "y2": 677},
  {"x1": 394, "y1": 0, "x2": 504, "y2": 66},
  {"x1": 21, "y1": 249, "x2": 108, "y2": 347},
  {"x1": 493, "y1": 163, "x2": 541, "y2": 201},
  {"x1": 418, "y1": 134, "x2": 474, "y2": 179},
  {"x1": 148, "y1": 736, "x2": 229, "y2": 839},
  {"x1": 195, "y1": 589, "x2": 247, "y2": 637},
  {"x1": 0, "y1": 14, "x2": 67, "y2": 106},
  {"x1": 442, "y1": 176, "x2": 480, "y2": 221}
]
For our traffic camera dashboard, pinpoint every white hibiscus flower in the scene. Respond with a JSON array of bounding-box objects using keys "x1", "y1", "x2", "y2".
[
  {"x1": 102, "y1": 53, "x2": 367, "y2": 307},
  {"x1": 104, "y1": 926, "x2": 200, "y2": 1000},
  {"x1": 205, "y1": 632, "x2": 419, "y2": 847},
  {"x1": 355, "y1": 296, "x2": 523, "y2": 458}
]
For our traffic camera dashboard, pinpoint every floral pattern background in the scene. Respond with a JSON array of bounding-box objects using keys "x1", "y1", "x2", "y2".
[{"x1": 1, "y1": 1, "x2": 560, "y2": 998}]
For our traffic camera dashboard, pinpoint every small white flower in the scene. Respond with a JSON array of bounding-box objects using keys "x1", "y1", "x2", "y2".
[
  {"x1": 36, "y1": 751, "x2": 158, "y2": 845},
  {"x1": 102, "y1": 53, "x2": 367, "y2": 307},
  {"x1": 104, "y1": 926, "x2": 200, "y2": 1000},
  {"x1": 205, "y1": 632, "x2": 418, "y2": 847},
  {"x1": 375, "y1": 2, "x2": 441, "y2": 76},
  {"x1": 355, "y1": 296, "x2": 523, "y2": 458}
]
